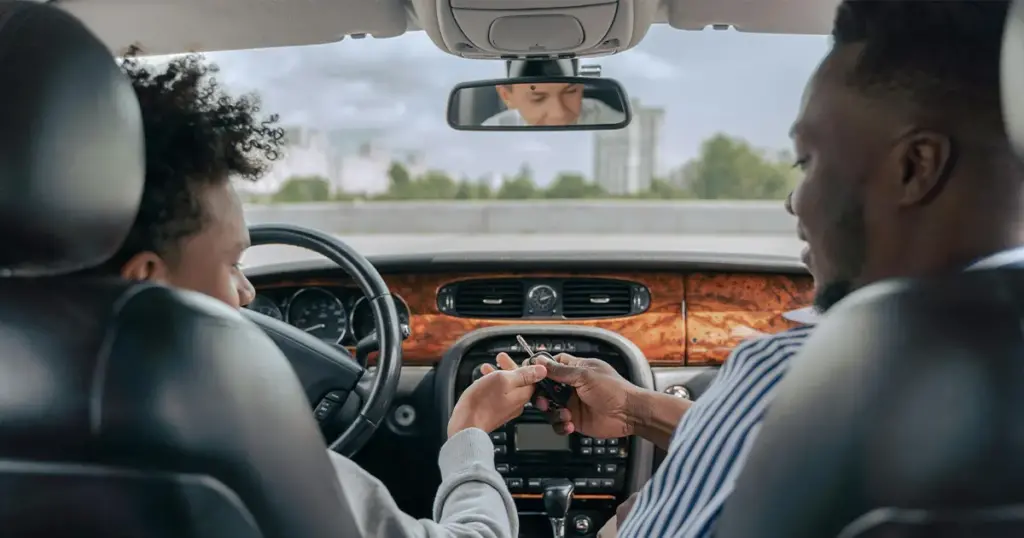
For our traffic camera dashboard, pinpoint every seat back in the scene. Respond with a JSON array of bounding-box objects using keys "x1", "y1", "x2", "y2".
[
  {"x1": 0, "y1": 3, "x2": 360, "y2": 537},
  {"x1": 715, "y1": 270, "x2": 1024, "y2": 538}
]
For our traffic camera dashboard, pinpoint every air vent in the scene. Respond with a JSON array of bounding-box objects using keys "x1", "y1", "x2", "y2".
[
  {"x1": 452, "y1": 279, "x2": 524, "y2": 318},
  {"x1": 562, "y1": 279, "x2": 632, "y2": 318}
]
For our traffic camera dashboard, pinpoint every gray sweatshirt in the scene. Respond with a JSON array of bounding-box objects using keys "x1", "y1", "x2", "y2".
[{"x1": 327, "y1": 427, "x2": 519, "y2": 537}]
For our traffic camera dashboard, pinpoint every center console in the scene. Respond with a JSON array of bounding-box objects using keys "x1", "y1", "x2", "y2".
[{"x1": 437, "y1": 326, "x2": 656, "y2": 538}]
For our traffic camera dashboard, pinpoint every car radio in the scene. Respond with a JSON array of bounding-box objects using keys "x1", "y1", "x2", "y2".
[{"x1": 492, "y1": 414, "x2": 629, "y2": 495}]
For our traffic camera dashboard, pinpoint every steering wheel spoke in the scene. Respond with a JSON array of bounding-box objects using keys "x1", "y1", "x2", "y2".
[{"x1": 247, "y1": 224, "x2": 404, "y2": 456}]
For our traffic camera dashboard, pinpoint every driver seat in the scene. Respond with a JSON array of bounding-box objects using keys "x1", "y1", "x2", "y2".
[{"x1": 0, "y1": 3, "x2": 359, "y2": 537}]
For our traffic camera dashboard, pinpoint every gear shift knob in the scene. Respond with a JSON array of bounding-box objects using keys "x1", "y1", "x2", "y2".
[{"x1": 542, "y1": 479, "x2": 575, "y2": 538}]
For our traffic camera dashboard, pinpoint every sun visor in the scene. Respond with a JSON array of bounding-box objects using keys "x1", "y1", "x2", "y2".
[{"x1": 1003, "y1": 0, "x2": 1024, "y2": 159}]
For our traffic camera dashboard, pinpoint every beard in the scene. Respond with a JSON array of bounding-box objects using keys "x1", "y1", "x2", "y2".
[{"x1": 811, "y1": 195, "x2": 867, "y2": 314}]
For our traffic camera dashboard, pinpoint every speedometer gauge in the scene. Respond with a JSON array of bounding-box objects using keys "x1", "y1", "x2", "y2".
[
  {"x1": 286, "y1": 288, "x2": 348, "y2": 342},
  {"x1": 247, "y1": 294, "x2": 283, "y2": 321},
  {"x1": 349, "y1": 295, "x2": 411, "y2": 342}
]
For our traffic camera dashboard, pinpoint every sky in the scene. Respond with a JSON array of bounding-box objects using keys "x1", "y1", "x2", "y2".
[{"x1": 201, "y1": 26, "x2": 831, "y2": 185}]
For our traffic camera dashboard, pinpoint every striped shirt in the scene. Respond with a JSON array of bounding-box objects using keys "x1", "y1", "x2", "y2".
[{"x1": 618, "y1": 325, "x2": 816, "y2": 538}]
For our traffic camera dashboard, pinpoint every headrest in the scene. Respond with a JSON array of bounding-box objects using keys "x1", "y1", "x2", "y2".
[
  {"x1": 0, "y1": 2, "x2": 143, "y2": 277},
  {"x1": 1003, "y1": 0, "x2": 1024, "y2": 159}
]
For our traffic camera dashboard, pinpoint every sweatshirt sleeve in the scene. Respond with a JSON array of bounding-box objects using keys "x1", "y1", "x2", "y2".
[{"x1": 327, "y1": 427, "x2": 519, "y2": 538}]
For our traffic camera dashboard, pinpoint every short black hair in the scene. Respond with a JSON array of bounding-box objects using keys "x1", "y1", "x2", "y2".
[
  {"x1": 106, "y1": 50, "x2": 284, "y2": 269},
  {"x1": 831, "y1": 0, "x2": 1009, "y2": 130}
]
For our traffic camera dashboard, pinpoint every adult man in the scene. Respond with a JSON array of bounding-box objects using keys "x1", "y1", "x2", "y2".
[
  {"x1": 108, "y1": 52, "x2": 541, "y2": 538},
  {"x1": 482, "y1": 81, "x2": 626, "y2": 127},
  {"x1": 528, "y1": 1, "x2": 1024, "y2": 536}
]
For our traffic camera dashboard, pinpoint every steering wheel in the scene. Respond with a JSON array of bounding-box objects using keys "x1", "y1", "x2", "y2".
[{"x1": 243, "y1": 223, "x2": 403, "y2": 457}]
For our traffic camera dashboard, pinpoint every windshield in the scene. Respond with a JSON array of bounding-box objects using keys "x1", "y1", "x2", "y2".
[{"x1": 196, "y1": 27, "x2": 830, "y2": 267}]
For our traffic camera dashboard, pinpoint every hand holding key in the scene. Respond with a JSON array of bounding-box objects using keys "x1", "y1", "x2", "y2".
[
  {"x1": 448, "y1": 352, "x2": 547, "y2": 437},
  {"x1": 530, "y1": 352, "x2": 640, "y2": 439}
]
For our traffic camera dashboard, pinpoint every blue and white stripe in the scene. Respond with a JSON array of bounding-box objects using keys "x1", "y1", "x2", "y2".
[{"x1": 618, "y1": 325, "x2": 815, "y2": 538}]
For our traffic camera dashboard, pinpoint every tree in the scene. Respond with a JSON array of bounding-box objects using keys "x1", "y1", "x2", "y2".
[
  {"x1": 497, "y1": 176, "x2": 538, "y2": 199},
  {"x1": 413, "y1": 170, "x2": 458, "y2": 199},
  {"x1": 683, "y1": 133, "x2": 798, "y2": 200},
  {"x1": 388, "y1": 162, "x2": 411, "y2": 191},
  {"x1": 545, "y1": 172, "x2": 604, "y2": 199},
  {"x1": 272, "y1": 175, "x2": 331, "y2": 203}
]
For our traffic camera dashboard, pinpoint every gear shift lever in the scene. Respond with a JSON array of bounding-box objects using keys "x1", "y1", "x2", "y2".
[{"x1": 542, "y1": 479, "x2": 575, "y2": 538}]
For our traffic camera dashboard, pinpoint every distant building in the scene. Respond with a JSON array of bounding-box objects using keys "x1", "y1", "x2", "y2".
[
  {"x1": 592, "y1": 99, "x2": 664, "y2": 195},
  {"x1": 250, "y1": 127, "x2": 422, "y2": 197}
]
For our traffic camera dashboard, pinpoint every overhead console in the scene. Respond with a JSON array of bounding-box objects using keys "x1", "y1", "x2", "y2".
[{"x1": 433, "y1": 0, "x2": 659, "y2": 58}]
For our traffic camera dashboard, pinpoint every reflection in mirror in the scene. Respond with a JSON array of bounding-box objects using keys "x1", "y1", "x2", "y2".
[{"x1": 447, "y1": 76, "x2": 632, "y2": 131}]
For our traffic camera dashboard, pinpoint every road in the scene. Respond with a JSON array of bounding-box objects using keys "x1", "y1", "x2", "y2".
[{"x1": 242, "y1": 233, "x2": 803, "y2": 267}]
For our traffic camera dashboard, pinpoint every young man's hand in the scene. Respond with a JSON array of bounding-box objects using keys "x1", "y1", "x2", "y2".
[{"x1": 448, "y1": 353, "x2": 547, "y2": 437}]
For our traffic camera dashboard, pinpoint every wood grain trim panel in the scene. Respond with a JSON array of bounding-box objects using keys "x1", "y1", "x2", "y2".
[
  {"x1": 684, "y1": 273, "x2": 814, "y2": 366},
  {"x1": 260, "y1": 272, "x2": 685, "y2": 366},
  {"x1": 256, "y1": 271, "x2": 812, "y2": 367}
]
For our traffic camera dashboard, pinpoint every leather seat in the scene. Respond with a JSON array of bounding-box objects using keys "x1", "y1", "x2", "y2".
[
  {"x1": 715, "y1": 4, "x2": 1024, "y2": 535},
  {"x1": 0, "y1": 3, "x2": 358, "y2": 537}
]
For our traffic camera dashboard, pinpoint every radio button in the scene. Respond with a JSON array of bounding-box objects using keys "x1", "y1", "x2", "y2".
[
  {"x1": 580, "y1": 437, "x2": 593, "y2": 446},
  {"x1": 507, "y1": 478, "x2": 523, "y2": 489},
  {"x1": 527, "y1": 478, "x2": 542, "y2": 489},
  {"x1": 604, "y1": 464, "x2": 617, "y2": 473},
  {"x1": 490, "y1": 432, "x2": 507, "y2": 443},
  {"x1": 496, "y1": 464, "x2": 510, "y2": 473},
  {"x1": 494, "y1": 445, "x2": 507, "y2": 455},
  {"x1": 607, "y1": 438, "x2": 619, "y2": 446},
  {"x1": 580, "y1": 447, "x2": 592, "y2": 455},
  {"x1": 595, "y1": 447, "x2": 606, "y2": 455},
  {"x1": 574, "y1": 478, "x2": 588, "y2": 488},
  {"x1": 594, "y1": 439, "x2": 605, "y2": 446},
  {"x1": 601, "y1": 479, "x2": 615, "y2": 488},
  {"x1": 588, "y1": 479, "x2": 601, "y2": 488}
]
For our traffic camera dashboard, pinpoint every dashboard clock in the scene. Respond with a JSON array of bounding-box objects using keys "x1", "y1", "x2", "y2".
[{"x1": 526, "y1": 284, "x2": 558, "y2": 314}]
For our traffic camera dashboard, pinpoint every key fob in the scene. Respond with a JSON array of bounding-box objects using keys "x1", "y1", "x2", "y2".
[{"x1": 525, "y1": 351, "x2": 574, "y2": 408}]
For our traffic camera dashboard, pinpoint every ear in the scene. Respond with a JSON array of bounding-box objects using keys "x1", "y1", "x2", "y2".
[
  {"x1": 496, "y1": 85, "x2": 514, "y2": 106},
  {"x1": 896, "y1": 130, "x2": 955, "y2": 206},
  {"x1": 120, "y1": 251, "x2": 172, "y2": 283}
]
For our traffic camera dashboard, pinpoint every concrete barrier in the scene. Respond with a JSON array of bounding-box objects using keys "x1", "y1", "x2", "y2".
[{"x1": 244, "y1": 200, "x2": 795, "y2": 235}]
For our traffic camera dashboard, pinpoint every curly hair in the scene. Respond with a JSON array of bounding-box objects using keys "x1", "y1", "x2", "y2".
[
  {"x1": 831, "y1": 0, "x2": 1008, "y2": 133},
  {"x1": 106, "y1": 48, "x2": 285, "y2": 269}
]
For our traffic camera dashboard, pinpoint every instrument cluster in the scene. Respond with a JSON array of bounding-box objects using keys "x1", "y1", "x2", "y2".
[{"x1": 246, "y1": 286, "x2": 411, "y2": 345}]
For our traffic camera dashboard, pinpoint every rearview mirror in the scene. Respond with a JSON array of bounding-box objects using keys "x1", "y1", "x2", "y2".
[{"x1": 447, "y1": 76, "x2": 632, "y2": 131}]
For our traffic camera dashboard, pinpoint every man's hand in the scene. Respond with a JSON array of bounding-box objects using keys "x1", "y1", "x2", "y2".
[
  {"x1": 533, "y1": 353, "x2": 692, "y2": 449},
  {"x1": 448, "y1": 353, "x2": 547, "y2": 438},
  {"x1": 532, "y1": 353, "x2": 639, "y2": 439}
]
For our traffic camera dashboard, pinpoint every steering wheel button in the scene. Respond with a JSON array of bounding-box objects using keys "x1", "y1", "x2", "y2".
[{"x1": 324, "y1": 391, "x2": 343, "y2": 402}]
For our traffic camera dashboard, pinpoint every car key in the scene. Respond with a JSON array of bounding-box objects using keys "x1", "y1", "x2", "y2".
[{"x1": 516, "y1": 335, "x2": 574, "y2": 408}]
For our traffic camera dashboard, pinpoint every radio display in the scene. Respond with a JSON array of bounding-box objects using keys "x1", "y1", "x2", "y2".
[{"x1": 515, "y1": 423, "x2": 570, "y2": 452}]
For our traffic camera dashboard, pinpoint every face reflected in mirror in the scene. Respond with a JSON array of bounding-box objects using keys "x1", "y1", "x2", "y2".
[
  {"x1": 447, "y1": 77, "x2": 630, "y2": 131},
  {"x1": 495, "y1": 82, "x2": 585, "y2": 126}
]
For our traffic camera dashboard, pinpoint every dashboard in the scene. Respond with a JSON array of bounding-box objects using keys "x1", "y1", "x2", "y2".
[
  {"x1": 247, "y1": 269, "x2": 813, "y2": 366},
  {"x1": 245, "y1": 259, "x2": 814, "y2": 537}
]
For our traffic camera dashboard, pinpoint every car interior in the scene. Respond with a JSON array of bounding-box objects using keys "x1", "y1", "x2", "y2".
[{"x1": 2, "y1": 0, "x2": 1023, "y2": 536}]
